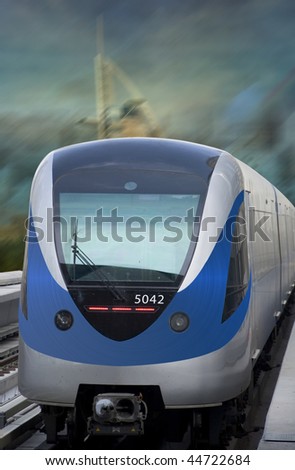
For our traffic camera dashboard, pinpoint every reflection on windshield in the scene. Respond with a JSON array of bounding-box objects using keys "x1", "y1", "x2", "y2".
[{"x1": 57, "y1": 193, "x2": 200, "y2": 283}]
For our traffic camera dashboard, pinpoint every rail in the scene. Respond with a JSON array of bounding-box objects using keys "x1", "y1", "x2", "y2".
[{"x1": 0, "y1": 271, "x2": 43, "y2": 449}]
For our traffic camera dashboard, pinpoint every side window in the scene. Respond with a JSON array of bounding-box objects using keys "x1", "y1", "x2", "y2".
[{"x1": 222, "y1": 203, "x2": 249, "y2": 322}]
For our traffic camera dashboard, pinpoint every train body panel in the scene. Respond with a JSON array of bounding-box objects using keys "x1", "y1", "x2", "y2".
[
  {"x1": 28, "y1": 151, "x2": 66, "y2": 290},
  {"x1": 179, "y1": 151, "x2": 243, "y2": 291},
  {"x1": 237, "y1": 159, "x2": 295, "y2": 354},
  {"x1": 276, "y1": 188, "x2": 295, "y2": 296},
  {"x1": 19, "y1": 324, "x2": 252, "y2": 407}
]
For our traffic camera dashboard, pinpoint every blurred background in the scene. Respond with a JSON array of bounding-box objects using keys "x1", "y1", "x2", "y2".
[{"x1": 1, "y1": 0, "x2": 295, "y2": 271}]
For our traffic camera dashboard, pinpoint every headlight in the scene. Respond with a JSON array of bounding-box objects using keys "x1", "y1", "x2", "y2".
[
  {"x1": 55, "y1": 310, "x2": 74, "y2": 330},
  {"x1": 170, "y1": 312, "x2": 189, "y2": 332}
]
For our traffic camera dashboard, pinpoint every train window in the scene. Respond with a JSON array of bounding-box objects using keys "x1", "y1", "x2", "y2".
[
  {"x1": 53, "y1": 168, "x2": 208, "y2": 287},
  {"x1": 57, "y1": 192, "x2": 199, "y2": 284},
  {"x1": 222, "y1": 203, "x2": 249, "y2": 322}
]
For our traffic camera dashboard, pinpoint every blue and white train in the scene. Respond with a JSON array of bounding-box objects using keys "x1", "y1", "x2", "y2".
[{"x1": 18, "y1": 138, "x2": 295, "y2": 446}]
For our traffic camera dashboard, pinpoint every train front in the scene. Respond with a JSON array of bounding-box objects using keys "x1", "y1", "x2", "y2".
[{"x1": 18, "y1": 138, "x2": 252, "y2": 441}]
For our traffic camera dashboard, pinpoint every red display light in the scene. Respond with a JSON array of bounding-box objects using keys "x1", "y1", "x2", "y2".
[
  {"x1": 111, "y1": 307, "x2": 132, "y2": 312},
  {"x1": 86, "y1": 306, "x2": 157, "y2": 313},
  {"x1": 135, "y1": 307, "x2": 156, "y2": 312},
  {"x1": 87, "y1": 306, "x2": 109, "y2": 311}
]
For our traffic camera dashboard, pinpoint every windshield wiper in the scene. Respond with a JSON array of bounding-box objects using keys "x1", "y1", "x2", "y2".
[{"x1": 71, "y1": 222, "x2": 127, "y2": 302}]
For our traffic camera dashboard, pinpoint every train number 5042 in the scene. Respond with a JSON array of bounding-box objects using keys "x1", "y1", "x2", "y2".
[{"x1": 134, "y1": 294, "x2": 165, "y2": 305}]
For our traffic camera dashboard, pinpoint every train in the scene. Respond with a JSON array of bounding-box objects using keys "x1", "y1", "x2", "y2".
[{"x1": 18, "y1": 137, "x2": 295, "y2": 447}]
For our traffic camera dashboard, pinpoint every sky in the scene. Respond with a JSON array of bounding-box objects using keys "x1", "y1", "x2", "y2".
[
  {"x1": 1, "y1": 0, "x2": 294, "y2": 121},
  {"x1": 0, "y1": 0, "x2": 295, "y2": 225}
]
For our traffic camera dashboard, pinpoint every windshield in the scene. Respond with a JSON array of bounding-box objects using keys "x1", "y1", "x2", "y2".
[
  {"x1": 57, "y1": 192, "x2": 200, "y2": 284},
  {"x1": 54, "y1": 167, "x2": 208, "y2": 286}
]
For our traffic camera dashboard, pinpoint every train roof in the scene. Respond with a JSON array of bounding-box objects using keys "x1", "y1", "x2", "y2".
[{"x1": 51, "y1": 137, "x2": 223, "y2": 183}]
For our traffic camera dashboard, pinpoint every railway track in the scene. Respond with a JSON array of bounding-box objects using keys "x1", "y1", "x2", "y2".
[
  {"x1": 0, "y1": 271, "x2": 43, "y2": 450},
  {"x1": 0, "y1": 330, "x2": 43, "y2": 450}
]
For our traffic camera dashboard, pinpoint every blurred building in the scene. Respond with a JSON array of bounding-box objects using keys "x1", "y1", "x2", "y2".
[
  {"x1": 76, "y1": 18, "x2": 161, "y2": 141},
  {"x1": 214, "y1": 72, "x2": 295, "y2": 204}
]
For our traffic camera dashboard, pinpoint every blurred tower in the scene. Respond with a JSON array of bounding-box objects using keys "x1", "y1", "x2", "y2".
[
  {"x1": 94, "y1": 16, "x2": 114, "y2": 139},
  {"x1": 80, "y1": 16, "x2": 160, "y2": 139}
]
